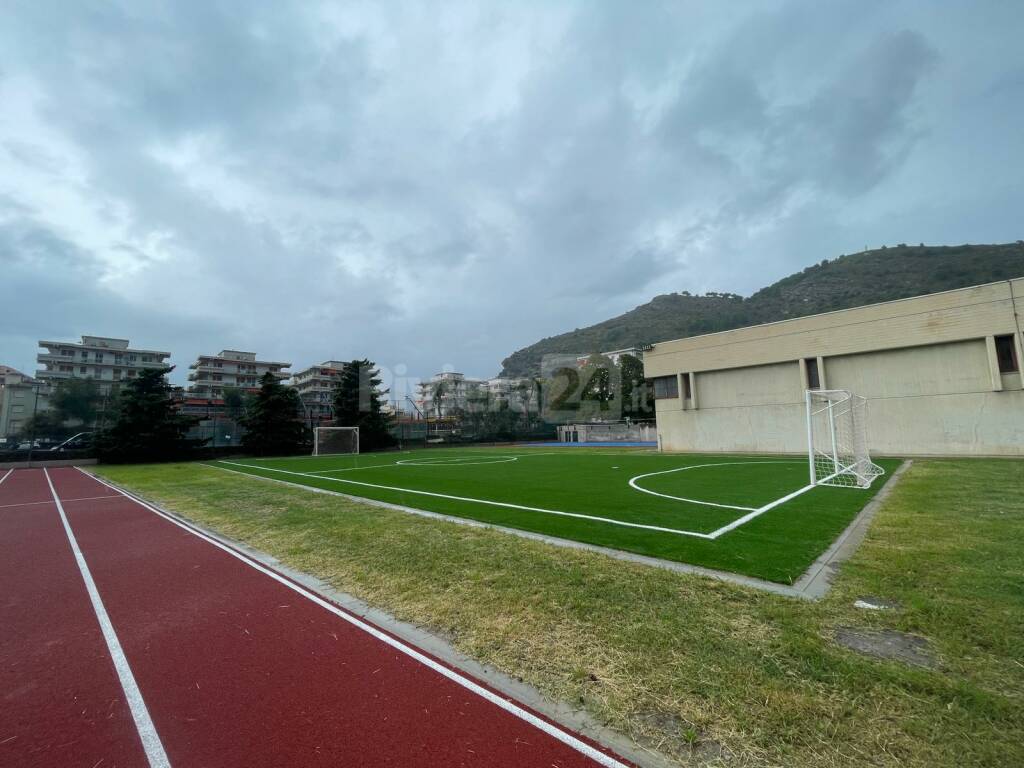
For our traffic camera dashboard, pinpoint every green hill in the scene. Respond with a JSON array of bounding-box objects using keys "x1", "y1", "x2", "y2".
[{"x1": 499, "y1": 242, "x2": 1024, "y2": 377}]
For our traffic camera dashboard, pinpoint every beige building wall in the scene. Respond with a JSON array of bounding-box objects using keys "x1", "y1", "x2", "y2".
[{"x1": 645, "y1": 278, "x2": 1024, "y2": 457}]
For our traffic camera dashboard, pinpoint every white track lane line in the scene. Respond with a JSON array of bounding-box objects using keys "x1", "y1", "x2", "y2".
[
  {"x1": 0, "y1": 494, "x2": 123, "y2": 510},
  {"x1": 0, "y1": 468, "x2": 12, "y2": 487},
  {"x1": 44, "y1": 469, "x2": 171, "y2": 768},
  {"x1": 80, "y1": 468, "x2": 632, "y2": 768},
  {"x1": 217, "y1": 460, "x2": 716, "y2": 539}
]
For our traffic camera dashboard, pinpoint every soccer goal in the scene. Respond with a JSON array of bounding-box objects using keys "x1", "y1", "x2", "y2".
[
  {"x1": 313, "y1": 426, "x2": 360, "y2": 456},
  {"x1": 805, "y1": 389, "x2": 884, "y2": 488}
]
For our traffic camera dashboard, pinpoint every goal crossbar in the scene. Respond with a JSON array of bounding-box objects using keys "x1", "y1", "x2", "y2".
[
  {"x1": 805, "y1": 389, "x2": 884, "y2": 489},
  {"x1": 313, "y1": 427, "x2": 360, "y2": 456}
]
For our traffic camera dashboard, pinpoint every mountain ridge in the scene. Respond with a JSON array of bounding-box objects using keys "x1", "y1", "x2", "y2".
[{"x1": 499, "y1": 242, "x2": 1024, "y2": 378}]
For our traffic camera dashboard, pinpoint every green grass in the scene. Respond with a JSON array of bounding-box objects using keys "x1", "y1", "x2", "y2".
[
  {"x1": 94, "y1": 458, "x2": 1024, "y2": 767},
  {"x1": 209, "y1": 447, "x2": 900, "y2": 584}
]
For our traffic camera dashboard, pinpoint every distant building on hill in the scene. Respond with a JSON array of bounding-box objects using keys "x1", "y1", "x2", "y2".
[
  {"x1": 36, "y1": 335, "x2": 171, "y2": 395},
  {"x1": 187, "y1": 350, "x2": 290, "y2": 398},
  {"x1": 643, "y1": 278, "x2": 1024, "y2": 456}
]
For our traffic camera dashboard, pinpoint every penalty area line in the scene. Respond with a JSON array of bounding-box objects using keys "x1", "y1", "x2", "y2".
[{"x1": 217, "y1": 460, "x2": 717, "y2": 539}]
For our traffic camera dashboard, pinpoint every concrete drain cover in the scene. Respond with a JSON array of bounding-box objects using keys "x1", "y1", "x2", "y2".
[{"x1": 835, "y1": 628, "x2": 937, "y2": 668}]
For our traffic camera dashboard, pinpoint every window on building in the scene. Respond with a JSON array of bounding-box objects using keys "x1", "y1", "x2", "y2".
[
  {"x1": 682, "y1": 373, "x2": 692, "y2": 399},
  {"x1": 61, "y1": 348, "x2": 73, "y2": 356},
  {"x1": 995, "y1": 335, "x2": 1019, "y2": 373},
  {"x1": 80, "y1": 366, "x2": 87, "y2": 374},
  {"x1": 805, "y1": 357, "x2": 821, "y2": 389},
  {"x1": 651, "y1": 375, "x2": 679, "y2": 400},
  {"x1": 142, "y1": 355, "x2": 152, "y2": 363}
]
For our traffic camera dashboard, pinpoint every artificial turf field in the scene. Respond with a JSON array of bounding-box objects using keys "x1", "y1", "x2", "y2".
[{"x1": 212, "y1": 447, "x2": 901, "y2": 584}]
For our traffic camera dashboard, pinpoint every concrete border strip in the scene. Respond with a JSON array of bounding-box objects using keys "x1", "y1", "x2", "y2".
[{"x1": 792, "y1": 460, "x2": 913, "y2": 598}]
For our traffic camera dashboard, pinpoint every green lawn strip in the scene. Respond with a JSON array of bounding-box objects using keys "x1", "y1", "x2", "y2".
[
  {"x1": 95, "y1": 459, "x2": 1023, "y2": 767},
  {"x1": 219, "y1": 450, "x2": 900, "y2": 583}
]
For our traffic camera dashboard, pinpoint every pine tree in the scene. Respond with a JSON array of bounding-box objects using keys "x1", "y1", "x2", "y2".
[
  {"x1": 240, "y1": 373, "x2": 308, "y2": 456},
  {"x1": 331, "y1": 359, "x2": 395, "y2": 451},
  {"x1": 96, "y1": 367, "x2": 202, "y2": 463}
]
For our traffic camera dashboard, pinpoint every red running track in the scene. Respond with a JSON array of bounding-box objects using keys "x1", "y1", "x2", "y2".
[{"x1": 0, "y1": 467, "x2": 633, "y2": 768}]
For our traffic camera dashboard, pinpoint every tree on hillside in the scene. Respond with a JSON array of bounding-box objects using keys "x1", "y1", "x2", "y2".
[
  {"x1": 96, "y1": 367, "x2": 203, "y2": 463},
  {"x1": 240, "y1": 373, "x2": 308, "y2": 456},
  {"x1": 332, "y1": 359, "x2": 395, "y2": 451},
  {"x1": 619, "y1": 354, "x2": 653, "y2": 421}
]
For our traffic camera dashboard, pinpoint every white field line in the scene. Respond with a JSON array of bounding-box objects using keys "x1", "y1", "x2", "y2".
[
  {"x1": 80, "y1": 469, "x2": 632, "y2": 768},
  {"x1": 0, "y1": 468, "x2": 12, "y2": 487},
  {"x1": 396, "y1": 457, "x2": 519, "y2": 466},
  {"x1": 305, "y1": 464, "x2": 402, "y2": 475},
  {"x1": 628, "y1": 461, "x2": 802, "y2": 512},
  {"x1": 43, "y1": 469, "x2": 171, "y2": 768},
  {"x1": 217, "y1": 460, "x2": 717, "y2": 539},
  {"x1": 705, "y1": 483, "x2": 816, "y2": 539}
]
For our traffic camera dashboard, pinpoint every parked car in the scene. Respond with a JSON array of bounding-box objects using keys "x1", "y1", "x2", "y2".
[{"x1": 49, "y1": 432, "x2": 95, "y2": 452}]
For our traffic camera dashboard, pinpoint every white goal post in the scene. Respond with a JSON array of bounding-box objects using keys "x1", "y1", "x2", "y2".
[
  {"x1": 805, "y1": 389, "x2": 884, "y2": 489},
  {"x1": 313, "y1": 426, "x2": 360, "y2": 456}
]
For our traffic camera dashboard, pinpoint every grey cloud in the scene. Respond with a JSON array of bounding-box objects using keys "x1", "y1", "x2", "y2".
[{"x1": 0, "y1": 1, "x2": 1021, "y2": 384}]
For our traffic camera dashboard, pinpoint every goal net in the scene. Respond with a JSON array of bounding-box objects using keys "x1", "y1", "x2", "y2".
[
  {"x1": 313, "y1": 427, "x2": 360, "y2": 456},
  {"x1": 805, "y1": 389, "x2": 884, "y2": 488}
]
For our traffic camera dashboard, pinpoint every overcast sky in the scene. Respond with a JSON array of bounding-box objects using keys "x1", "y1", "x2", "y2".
[{"x1": 1, "y1": 1, "x2": 1021, "y2": 397}]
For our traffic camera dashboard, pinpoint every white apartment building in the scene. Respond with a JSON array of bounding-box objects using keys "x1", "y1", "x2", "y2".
[
  {"x1": 417, "y1": 373, "x2": 530, "y2": 417},
  {"x1": 290, "y1": 360, "x2": 349, "y2": 419},
  {"x1": 417, "y1": 372, "x2": 479, "y2": 417},
  {"x1": 188, "y1": 350, "x2": 291, "y2": 397},
  {"x1": 37, "y1": 336, "x2": 171, "y2": 395},
  {"x1": 0, "y1": 367, "x2": 43, "y2": 439}
]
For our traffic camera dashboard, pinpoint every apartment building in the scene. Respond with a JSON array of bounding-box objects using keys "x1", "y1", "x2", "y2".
[
  {"x1": 290, "y1": 360, "x2": 349, "y2": 420},
  {"x1": 0, "y1": 367, "x2": 43, "y2": 439},
  {"x1": 187, "y1": 350, "x2": 290, "y2": 397},
  {"x1": 643, "y1": 278, "x2": 1024, "y2": 456},
  {"x1": 36, "y1": 336, "x2": 171, "y2": 395},
  {"x1": 417, "y1": 372, "x2": 479, "y2": 417},
  {"x1": 417, "y1": 373, "x2": 530, "y2": 417}
]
